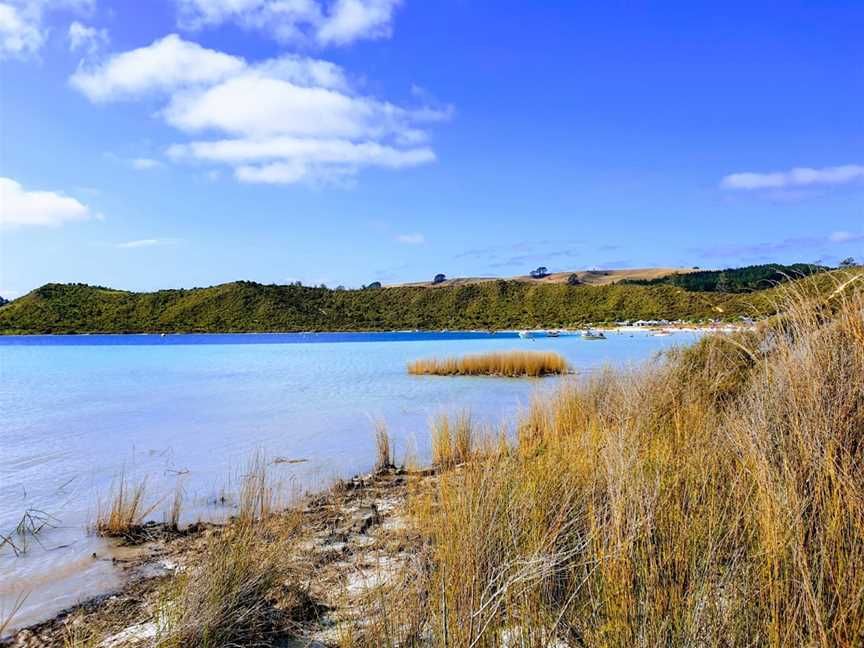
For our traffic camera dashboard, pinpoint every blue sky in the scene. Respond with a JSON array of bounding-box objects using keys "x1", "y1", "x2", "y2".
[{"x1": 1, "y1": 0, "x2": 862, "y2": 296}]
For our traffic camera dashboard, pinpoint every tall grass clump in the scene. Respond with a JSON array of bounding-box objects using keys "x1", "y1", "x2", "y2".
[
  {"x1": 375, "y1": 420, "x2": 394, "y2": 471},
  {"x1": 95, "y1": 474, "x2": 160, "y2": 537},
  {"x1": 408, "y1": 351, "x2": 568, "y2": 377},
  {"x1": 155, "y1": 517, "x2": 313, "y2": 647},
  {"x1": 381, "y1": 274, "x2": 864, "y2": 647},
  {"x1": 431, "y1": 411, "x2": 475, "y2": 468},
  {"x1": 238, "y1": 451, "x2": 275, "y2": 524}
]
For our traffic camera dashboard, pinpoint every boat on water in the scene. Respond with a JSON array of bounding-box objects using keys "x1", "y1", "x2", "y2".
[
  {"x1": 518, "y1": 330, "x2": 535, "y2": 339},
  {"x1": 546, "y1": 330, "x2": 561, "y2": 337},
  {"x1": 582, "y1": 330, "x2": 607, "y2": 340},
  {"x1": 652, "y1": 330, "x2": 672, "y2": 337}
]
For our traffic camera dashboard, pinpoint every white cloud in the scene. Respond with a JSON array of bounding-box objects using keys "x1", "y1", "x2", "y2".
[
  {"x1": 115, "y1": 238, "x2": 177, "y2": 248},
  {"x1": 317, "y1": 0, "x2": 399, "y2": 45},
  {"x1": 70, "y1": 34, "x2": 246, "y2": 102},
  {"x1": 0, "y1": 0, "x2": 94, "y2": 60},
  {"x1": 0, "y1": 177, "x2": 94, "y2": 228},
  {"x1": 68, "y1": 20, "x2": 108, "y2": 55},
  {"x1": 396, "y1": 232, "x2": 424, "y2": 244},
  {"x1": 721, "y1": 164, "x2": 864, "y2": 190},
  {"x1": 174, "y1": 0, "x2": 400, "y2": 47},
  {"x1": 0, "y1": 3, "x2": 43, "y2": 58},
  {"x1": 73, "y1": 35, "x2": 449, "y2": 186},
  {"x1": 131, "y1": 157, "x2": 161, "y2": 170}
]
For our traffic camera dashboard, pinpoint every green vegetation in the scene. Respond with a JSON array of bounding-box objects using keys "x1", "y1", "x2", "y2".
[
  {"x1": 0, "y1": 279, "x2": 775, "y2": 334},
  {"x1": 622, "y1": 262, "x2": 827, "y2": 292},
  {"x1": 1, "y1": 269, "x2": 857, "y2": 334}
]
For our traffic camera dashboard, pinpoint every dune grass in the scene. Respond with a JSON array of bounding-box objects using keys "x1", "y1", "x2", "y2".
[
  {"x1": 371, "y1": 274, "x2": 864, "y2": 647},
  {"x1": 155, "y1": 516, "x2": 316, "y2": 647},
  {"x1": 408, "y1": 350, "x2": 569, "y2": 377}
]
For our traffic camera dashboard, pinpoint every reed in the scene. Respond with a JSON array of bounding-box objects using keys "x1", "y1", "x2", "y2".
[
  {"x1": 166, "y1": 481, "x2": 184, "y2": 531},
  {"x1": 408, "y1": 351, "x2": 568, "y2": 377},
  {"x1": 431, "y1": 411, "x2": 475, "y2": 468},
  {"x1": 0, "y1": 593, "x2": 29, "y2": 639},
  {"x1": 374, "y1": 420, "x2": 393, "y2": 471},
  {"x1": 95, "y1": 474, "x2": 160, "y2": 538},
  {"x1": 378, "y1": 274, "x2": 864, "y2": 646}
]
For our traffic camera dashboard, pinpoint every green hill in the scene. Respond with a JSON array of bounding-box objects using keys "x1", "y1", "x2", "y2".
[
  {"x1": 0, "y1": 276, "x2": 813, "y2": 334},
  {"x1": 621, "y1": 263, "x2": 828, "y2": 292}
]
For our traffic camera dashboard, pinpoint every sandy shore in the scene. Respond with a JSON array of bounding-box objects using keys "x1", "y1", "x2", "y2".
[{"x1": 2, "y1": 467, "x2": 429, "y2": 648}]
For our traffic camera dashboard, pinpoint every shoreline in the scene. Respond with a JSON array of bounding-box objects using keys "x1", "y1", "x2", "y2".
[
  {"x1": 2, "y1": 467, "x2": 428, "y2": 647},
  {"x1": 0, "y1": 324, "x2": 747, "y2": 338}
]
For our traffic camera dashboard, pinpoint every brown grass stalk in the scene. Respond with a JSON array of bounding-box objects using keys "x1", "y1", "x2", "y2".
[
  {"x1": 95, "y1": 474, "x2": 161, "y2": 538},
  {"x1": 408, "y1": 351, "x2": 568, "y2": 377}
]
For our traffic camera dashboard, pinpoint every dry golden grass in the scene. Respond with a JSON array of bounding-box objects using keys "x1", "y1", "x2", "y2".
[
  {"x1": 238, "y1": 450, "x2": 275, "y2": 524},
  {"x1": 408, "y1": 351, "x2": 568, "y2": 377},
  {"x1": 155, "y1": 516, "x2": 314, "y2": 647},
  {"x1": 374, "y1": 420, "x2": 393, "y2": 471},
  {"x1": 431, "y1": 412, "x2": 476, "y2": 468},
  {"x1": 95, "y1": 474, "x2": 160, "y2": 537},
  {"x1": 375, "y1": 273, "x2": 864, "y2": 647}
]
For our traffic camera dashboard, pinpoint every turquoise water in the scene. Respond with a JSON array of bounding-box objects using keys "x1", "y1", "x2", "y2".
[{"x1": 0, "y1": 330, "x2": 700, "y2": 632}]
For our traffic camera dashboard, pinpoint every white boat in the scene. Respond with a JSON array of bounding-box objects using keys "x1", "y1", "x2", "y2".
[
  {"x1": 582, "y1": 330, "x2": 606, "y2": 340},
  {"x1": 546, "y1": 330, "x2": 560, "y2": 337},
  {"x1": 518, "y1": 330, "x2": 534, "y2": 339}
]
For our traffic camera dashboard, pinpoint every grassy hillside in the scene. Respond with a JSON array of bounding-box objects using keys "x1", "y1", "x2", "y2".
[
  {"x1": 0, "y1": 278, "x2": 793, "y2": 334},
  {"x1": 393, "y1": 267, "x2": 701, "y2": 288}
]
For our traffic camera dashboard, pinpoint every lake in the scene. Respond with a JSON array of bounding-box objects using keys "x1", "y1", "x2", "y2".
[{"x1": 0, "y1": 330, "x2": 701, "y2": 632}]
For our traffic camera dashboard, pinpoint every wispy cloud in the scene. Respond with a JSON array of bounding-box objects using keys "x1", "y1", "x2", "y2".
[
  {"x1": 68, "y1": 21, "x2": 108, "y2": 56},
  {"x1": 693, "y1": 231, "x2": 863, "y2": 263},
  {"x1": 174, "y1": 0, "x2": 401, "y2": 48},
  {"x1": 721, "y1": 164, "x2": 864, "y2": 190},
  {"x1": 104, "y1": 153, "x2": 164, "y2": 171},
  {"x1": 396, "y1": 232, "x2": 424, "y2": 244},
  {"x1": 456, "y1": 239, "x2": 585, "y2": 271},
  {"x1": 131, "y1": 157, "x2": 162, "y2": 170},
  {"x1": 0, "y1": 0, "x2": 94, "y2": 60},
  {"x1": 115, "y1": 238, "x2": 178, "y2": 249},
  {"x1": 829, "y1": 231, "x2": 864, "y2": 244}
]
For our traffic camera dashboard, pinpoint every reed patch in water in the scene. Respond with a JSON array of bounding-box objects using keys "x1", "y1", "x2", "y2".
[
  {"x1": 95, "y1": 475, "x2": 160, "y2": 538},
  {"x1": 408, "y1": 351, "x2": 568, "y2": 377}
]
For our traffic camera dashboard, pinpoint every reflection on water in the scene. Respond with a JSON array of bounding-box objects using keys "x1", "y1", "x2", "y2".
[{"x1": 0, "y1": 330, "x2": 700, "y2": 632}]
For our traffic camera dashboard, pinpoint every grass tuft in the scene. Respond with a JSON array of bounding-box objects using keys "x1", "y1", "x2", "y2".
[
  {"x1": 374, "y1": 420, "x2": 394, "y2": 472},
  {"x1": 408, "y1": 350, "x2": 569, "y2": 377},
  {"x1": 95, "y1": 474, "x2": 160, "y2": 538},
  {"x1": 431, "y1": 411, "x2": 475, "y2": 468},
  {"x1": 155, "y1": 518, "x2": 309, "y2": 647}
]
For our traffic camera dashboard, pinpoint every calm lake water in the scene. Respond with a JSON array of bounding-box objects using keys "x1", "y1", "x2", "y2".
[{"x1": 0, "y1": 330, "x2": 701, "y2": 633}]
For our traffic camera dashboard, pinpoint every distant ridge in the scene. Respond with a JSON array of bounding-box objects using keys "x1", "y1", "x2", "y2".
[
  {"x1": 390, "y1": 267, "x2": 700, "y2": 288},
  {"x1": 0, "y1": 265, "x2": 851, "y2": 335}
]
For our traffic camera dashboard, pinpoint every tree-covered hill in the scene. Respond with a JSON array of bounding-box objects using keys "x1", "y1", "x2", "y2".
[
  {"x1": 621, "y1": 263, "x2": 827, "y2": 292},
  {"x1": 0, "y1": 276, "x2": 814, "y2": 334}
]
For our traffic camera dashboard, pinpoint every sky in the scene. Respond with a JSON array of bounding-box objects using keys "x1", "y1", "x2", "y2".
[{"x1": 0, "y1": 0, "x2": 862, "y2": 296}]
